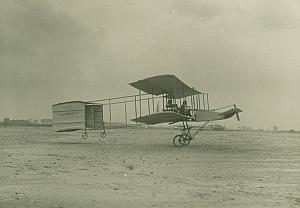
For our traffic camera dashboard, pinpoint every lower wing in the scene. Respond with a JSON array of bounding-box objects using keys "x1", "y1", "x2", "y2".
[
  {"x1": 195, "y1": 110, "x2": 222, "y2": 122},
  {"x1": 131, "y1": 112, "x2": 193, "y2": 125}
]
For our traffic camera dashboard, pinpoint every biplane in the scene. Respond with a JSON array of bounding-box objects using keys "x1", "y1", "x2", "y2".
[
  {"x1": 52, "y1": 74, "x2": 241, "y2": 147},
  {"x1": 128, "y1": 75, "x2": 242, "y2": 147}
]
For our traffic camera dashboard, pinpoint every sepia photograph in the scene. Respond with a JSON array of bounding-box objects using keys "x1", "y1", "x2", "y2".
[{"x1": 0, "y1": 0, "x2": 299, "y2": 207}]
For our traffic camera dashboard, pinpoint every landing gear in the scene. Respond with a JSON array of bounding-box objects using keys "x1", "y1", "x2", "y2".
[
  {"x1": 172, "y1": 120, "x2": 209, "y2": 147},
  {"x1": 173, "y1": 120, "x2": 193, "y2": 147},
  {"x1": 179, "y1": 134, "x2": 192, "y2": 146},
  {"x1": 82, "y1": 132, "x2": 88, "y2": 139},
  {"x1": 173, "y1": 133, "x2": 192, "y2": 147},
  {"x1": 100, "y1": 122, "x2": 106, "y2": 138},
  {"x1": 100, "y1": 131, "x2": 106, "y2": 138},
  {"x1": 173, "y1": 135, "x2": 182, "y2": 147},
  {"x1": 81, "y1": 121, "x2": 106, "y2": 140}
]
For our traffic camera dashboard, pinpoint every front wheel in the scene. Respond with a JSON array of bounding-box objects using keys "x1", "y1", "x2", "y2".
[
  {"x1": 179, "y1": 134, "x2": 192, "y2": 146},
  {"x1": 173, "y1": 135, "x2": 183, "y2": 147}
]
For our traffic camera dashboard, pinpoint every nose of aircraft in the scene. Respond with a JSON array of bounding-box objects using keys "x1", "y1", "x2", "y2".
[
  {"x1": 235, "y1": 108, "x2": 242, "y2": 113},
  {"x1": 233, "y1": 104, "x2": 242, "y2": 121}
]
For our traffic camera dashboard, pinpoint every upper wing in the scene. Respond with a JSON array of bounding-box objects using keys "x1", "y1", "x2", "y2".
[
  {"x1": 129, "y1": 74, "x2": 202, "y2": 99},
  {"x1": 131, "y1": 111, "x2": 193, "y2": 125}
]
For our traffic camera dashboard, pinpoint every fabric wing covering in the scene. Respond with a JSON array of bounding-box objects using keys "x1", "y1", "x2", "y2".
[
  {"x1": 131, "y1": 112, "x2": 193, "y2": 125},
  {"x1": 129, "y1": 74, "x2": 202, "y2": 99}
]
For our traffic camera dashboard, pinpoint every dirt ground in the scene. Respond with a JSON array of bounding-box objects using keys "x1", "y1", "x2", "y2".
[{"x1": 0, "y1": 127, "x2": 299, "y2": 208}]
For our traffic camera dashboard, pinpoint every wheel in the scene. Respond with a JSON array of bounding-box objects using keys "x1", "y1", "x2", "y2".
[
  {"x1": 82, "y1": 132, "x2": 88, "y2": 140},
  {"x1": 179, "y1": 134, "x2": 192, "y2": 146},
  {"x1": 184, "y1": 134, "x2": 192, "y2": 145},
  {"x1": 100, "y1": 132, "x2": 106, "y2": 138},
  {"x1": 173, "y1": 134, "x2": 183, "y2": 147}
]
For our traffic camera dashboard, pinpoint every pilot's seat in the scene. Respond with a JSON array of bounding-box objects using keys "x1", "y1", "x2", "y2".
[{"x1": 165, "y1": 99, "x2": 178, "y2": 112}]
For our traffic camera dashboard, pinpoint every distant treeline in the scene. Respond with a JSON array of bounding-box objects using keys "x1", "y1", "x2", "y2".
[{"x1": 0, "y1": 123, "x2": 52, "y2": 127}]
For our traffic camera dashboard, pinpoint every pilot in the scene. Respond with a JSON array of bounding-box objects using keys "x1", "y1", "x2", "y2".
[
  {"x1": 166, "y1": 99, "x2": 173, "y2": 109},
  {"x1": 166, "y1": 99, "x2": 178, "y2": 112},
  {"x1": 179, "y1": 100, "x2": 192, "y2": 117}
]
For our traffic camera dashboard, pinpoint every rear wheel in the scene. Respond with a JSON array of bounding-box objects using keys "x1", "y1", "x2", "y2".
[
  {"x1": 100, "y1": 132, "x2": 106, "y2": 138},
  {"x1": 82, "y1": 132, "x2": 88, "y2": 140}
]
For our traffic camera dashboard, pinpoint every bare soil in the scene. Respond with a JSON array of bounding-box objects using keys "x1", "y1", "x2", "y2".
[{"x1": 0, "y1": 127, "x2": 299, "y2": 207}]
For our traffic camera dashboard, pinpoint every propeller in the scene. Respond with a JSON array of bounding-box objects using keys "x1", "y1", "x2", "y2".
[{"x1": 233, "y1": 104, "x2": 241, "y2": 121}]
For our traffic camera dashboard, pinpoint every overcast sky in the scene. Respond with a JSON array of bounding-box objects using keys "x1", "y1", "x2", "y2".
[{"x1": 1, "y1": 0, "x2": 300, "y2": 130}]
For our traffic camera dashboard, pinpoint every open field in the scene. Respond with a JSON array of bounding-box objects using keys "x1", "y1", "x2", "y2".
[{"x1": 0, "y1": 127, "x2": 299, "y2": 207}]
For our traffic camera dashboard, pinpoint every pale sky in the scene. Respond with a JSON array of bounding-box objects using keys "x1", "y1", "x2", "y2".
[{"x1": 1, "y1": 0, "x2": 300, "y2": 130}]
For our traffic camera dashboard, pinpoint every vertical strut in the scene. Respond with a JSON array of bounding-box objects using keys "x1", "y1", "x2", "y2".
[
  {"x1": 139, "y1": 90, "x2": 142, "y2": 118},
  {"x1": 196, "y1": 93, "x2": 199, "y2": 110},
  {"x1": 198, "y1": 94, "x2": 200, "y2": 110},
  {"x1": 147, "y1": 98, "x2": 150, "y2": 115},
  {"x1": 202, "y1": 94, "x2": 206, "y2": 110},
  {"x1": 108, "y1": 99, "x2": 112, "y2": 126},
  {"x1": 192, "y1": 87, "x2": 195, "y2": 113},
  {"x1": 206, "y1": 93, "x2": 210, "y2": 110},
  {"x1": 152, "y1": 94, "x2": 154, "y2": 113},
  {"x1": 134, "y1": 96, "x2": 137, "y2": 126},
  {"x1": 162, "y1": 94, "x2": 165, "y2": 111},
  {"x1": 182, "y1": 85, "x2": 185, "y2": 101},
  {"x1": 199, "y1": 94, "x2": 201, "y2": 110}
]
